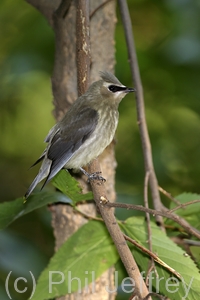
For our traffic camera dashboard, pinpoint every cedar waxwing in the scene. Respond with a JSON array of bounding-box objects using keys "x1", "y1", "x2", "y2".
[{"x1": 25, "y1": 72, "x2": 135, "y2": 198}]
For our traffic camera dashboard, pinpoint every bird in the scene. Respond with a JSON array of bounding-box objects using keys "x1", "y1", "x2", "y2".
[{"x1": 25, "y1": 71, "x2": 135, "y2": 198}]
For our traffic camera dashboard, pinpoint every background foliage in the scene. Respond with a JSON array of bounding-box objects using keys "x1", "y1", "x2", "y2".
[{"x1": 1, "y1": 0, "x2": 200, "y2": 299}]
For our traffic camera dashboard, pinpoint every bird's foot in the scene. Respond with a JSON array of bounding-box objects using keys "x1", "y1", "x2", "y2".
[
  {"x1": 88, "y1": 171, "x2": 106, "y2": 182},
  {"x1": 80, "y1": 167, "x2": 106, "y2": 182}
]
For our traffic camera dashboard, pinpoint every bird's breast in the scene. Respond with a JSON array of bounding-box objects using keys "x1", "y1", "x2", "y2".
[{"x1": 65, "y1": 108, "x2": 119, "y2": 169}]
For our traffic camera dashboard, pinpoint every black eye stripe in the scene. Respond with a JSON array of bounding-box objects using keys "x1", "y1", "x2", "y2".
[{"x1": 108, "y1": 85, "x2": 127, "y2": 93}]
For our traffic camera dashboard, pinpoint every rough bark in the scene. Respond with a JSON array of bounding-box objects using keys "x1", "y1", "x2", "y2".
[{"x1": 27, "y1": 0, "x2": 117, "y2": 299}]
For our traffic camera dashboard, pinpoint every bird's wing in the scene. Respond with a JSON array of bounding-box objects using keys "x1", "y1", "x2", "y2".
[
  {"x1": 29, "y1": 125, "x2": 60, "y2": 168},
  {"x1": 43, "y1": 107, "x2": 98, "y2": 186},
  {"x1": 44, "y1": 124, "x2": 59, "y2": 143}
]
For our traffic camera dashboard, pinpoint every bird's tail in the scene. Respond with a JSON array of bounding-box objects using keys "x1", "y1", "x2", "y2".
[{"x1": 25, "y1": 158, "x2": 52, "y2": 199}]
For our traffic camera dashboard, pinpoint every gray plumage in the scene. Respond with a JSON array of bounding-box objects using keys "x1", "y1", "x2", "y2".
[
  {"x1": 100, "y1": 71, "x2": 122, "y2": 85},
  {"x1": 25, "y1": 71, "x2": 135, "y2": 198}
]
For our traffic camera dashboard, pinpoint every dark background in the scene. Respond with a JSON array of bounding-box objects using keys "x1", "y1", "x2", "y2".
[{"x1": 1, "y1": 0, "x2": 200, "y2": 298}]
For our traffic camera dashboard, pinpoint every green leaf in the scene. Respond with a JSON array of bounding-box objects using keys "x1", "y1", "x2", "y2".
[
  {"x1": 0, "y1": 191, "x2": 69, "y2": 230},
  {"x1": 31, "y1": 221, "x2": 118, "y2": 300},
  {"x1": 0, "y1": 170, "x2": 93, "y2": 229},
  {"x1": 52, "y1": 170, "x2": 93, "y2": 205},
  {"x1": 167, "y1": 192, "x2": 200, "y2": 229},
  {"x1": 190, "y1": 246, "x2": 200, "y2": 268},
  {"x1": 121, "y1": 217, "x2": 200, "y2": 300}
]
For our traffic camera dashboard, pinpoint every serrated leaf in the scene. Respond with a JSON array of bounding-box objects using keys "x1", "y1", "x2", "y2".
[
  {"x1": 121, "y1": 217, "x2": 200, "y2": 300},
  {"x1": 31, "y1": 221, "x2": 118, "y2": 300},
  {"x1": 167, "y1": 192, "x2": 200, "y2": 229},
  {"x1": 190, "y1": 246, "x2": 200, "y2": 268},
  {"x1": 0, "y1": 192, "x2": 70, "y2": 230},
  {"x1": 52, "y1": 170, "x2": 93, "y2": 205}
]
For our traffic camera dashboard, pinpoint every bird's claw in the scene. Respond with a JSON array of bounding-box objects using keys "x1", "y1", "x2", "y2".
[{"x1": 87, "y1": 171, "x2": 106, "y2": 183}]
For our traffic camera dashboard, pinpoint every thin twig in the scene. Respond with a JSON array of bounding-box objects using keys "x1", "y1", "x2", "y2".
[
  {"x1": 164, "y1": 224, "x2": 186, "y2": 232},
  {"x1": 105, "y1": 201, "x2": 200, "y2": 239},
  {"x1": 123, "y1": 234, "x2": 181, "y2": 279},
  {"x1": 76, "y1": 1, "x2": 149, "y2": 298},
  {"x1": 183, "y1": 239, "x2": 200, "y2": 246},
  {"x1": 169, "y1": 199, "x2": 200, "y2": 213},
  {"x1": 144, "y1": 171, "x2": 152, "y2": 249},
  {"x1": 158, "y1": 186, "x2": 183, "y2": 207},
  {"x1": 118, "y1": 0, "x2": 165, "y2": 229},
  {"x1": 144, "y1": 172, "x2": 157, "y2": 284}
]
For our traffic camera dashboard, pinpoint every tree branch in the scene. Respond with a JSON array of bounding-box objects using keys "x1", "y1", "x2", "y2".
[
  {"x1": 76, "y1": 0, "x2": 91, "y2": 95},
  {"x1": 105, "y1": 201, "x2": 200, "y2": 239},
  {"x1": 75, "y1": 1, "x2": 151, "y2": 298},
  {"x1": 169, "y1": 199, "x2": 200, "y2": 213},
  {"x1": 89, "y1": 160, "x2": 150, "y2": 299},
  {"x1": 118, "y1": 0, "x2": 164, "y2": 228},
  {"x1": 75, "y1": 1, "x2": 150, "y2": 297},
  {"x1": 123, "y1": 234, "x2": 181, "y2": 279},
  {"x1": 158, "y1": 186, "x2": 183, "y2": 207},
  {"x1": 143, "y1": 172, "x2": 157, "y2": 285}
]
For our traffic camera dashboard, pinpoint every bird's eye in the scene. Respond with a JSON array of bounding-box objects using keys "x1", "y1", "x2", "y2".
[
  {"x1": 108, "y1": 85, "x2": 127, "y2": 93},
  {"x1": 108, "y1": 85, "x2": 121, "y2": 93}
]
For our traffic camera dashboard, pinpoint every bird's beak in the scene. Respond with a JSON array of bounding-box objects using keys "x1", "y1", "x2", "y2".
[{"x1": 124, "y1": 87, "x2": 136, "y2": 93}]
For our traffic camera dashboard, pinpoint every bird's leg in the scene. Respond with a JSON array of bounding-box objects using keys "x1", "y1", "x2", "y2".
[{"x1": 79, "y1": 167, "x2": 106, "y2": 182}]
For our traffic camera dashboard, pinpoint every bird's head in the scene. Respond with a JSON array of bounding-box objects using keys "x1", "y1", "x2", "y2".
[
  {"x1": 84, "y1": 72, "x2": 135, "y2": 110},
  {"x1": 99, "y1": 71, "x2": 135, "y2": 104}
]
